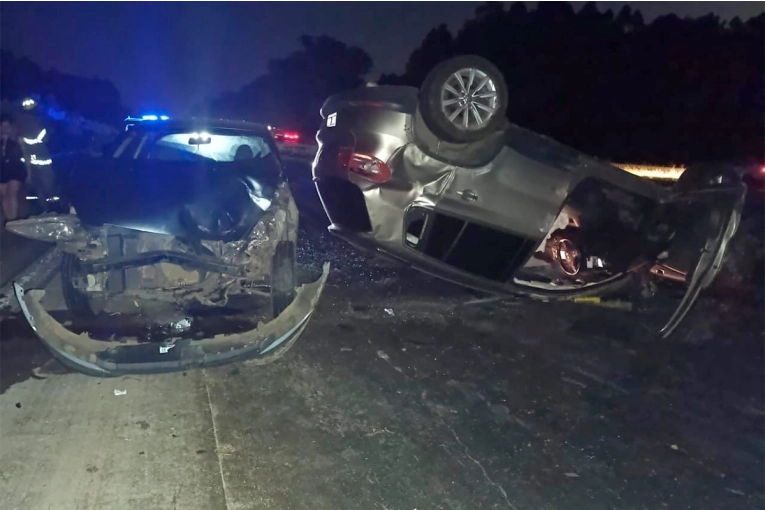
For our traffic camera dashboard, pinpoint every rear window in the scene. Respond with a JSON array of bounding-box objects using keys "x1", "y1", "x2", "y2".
[
  {"x1": 150, "y1": 133, "x2": 273, "y2": 162},
  {"x1": 112, "y1": 129, "x2": 274, "y2": 162}
]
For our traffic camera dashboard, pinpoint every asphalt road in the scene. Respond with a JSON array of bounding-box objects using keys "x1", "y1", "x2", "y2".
[{"x1": 0, "y1": 160, "x2": 763, "y2": 510}]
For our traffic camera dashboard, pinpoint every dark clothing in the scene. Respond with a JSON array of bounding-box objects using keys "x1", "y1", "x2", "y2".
[{"x1": 0, "y1": 138, "x2": 26, "y2": 183}]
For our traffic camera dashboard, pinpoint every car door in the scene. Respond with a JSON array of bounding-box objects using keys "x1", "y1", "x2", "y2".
[{"x1": 435, "y1": 144, "x2": 572, "y2": 242}]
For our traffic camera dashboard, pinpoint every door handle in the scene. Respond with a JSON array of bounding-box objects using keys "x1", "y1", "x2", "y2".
[{"x1": 457, "y1": 189, "x2": 478, "y2": 202}]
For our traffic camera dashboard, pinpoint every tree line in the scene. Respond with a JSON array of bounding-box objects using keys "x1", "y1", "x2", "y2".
[
  {"x1": 0, "y1": 50, "x2": 128, "y2": 126},
  {"x1": 2, "y1": 2, "x2": 762, "y2": 164},
  {"x1": 378, "y1": 2, "x2": 764, "y2": 164}
]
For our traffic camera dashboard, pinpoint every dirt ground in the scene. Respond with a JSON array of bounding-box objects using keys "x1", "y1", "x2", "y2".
[{"x1": 0, "y1": 161, "x2": 763, "y2": 509}]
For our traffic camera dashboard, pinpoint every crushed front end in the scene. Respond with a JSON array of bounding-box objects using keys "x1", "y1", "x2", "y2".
[{"x1": 11, "y1": 182, "x2": 330, "y2": 376}]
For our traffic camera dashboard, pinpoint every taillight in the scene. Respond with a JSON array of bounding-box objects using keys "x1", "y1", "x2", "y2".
[
  {"x1": 283, "y1": 132, "x2": 300, "y2": 142},
  {"x1": 337, "y1": 150, "x2": 391, "y2": 184}
]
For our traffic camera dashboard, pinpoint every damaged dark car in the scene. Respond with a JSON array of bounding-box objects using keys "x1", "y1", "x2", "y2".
[
  {"x1": 9, "y1": 118, "x2": 329, "y2": 376},
  {"x1": 313, "y1": 55, "x2": 746, "y2": 337}
]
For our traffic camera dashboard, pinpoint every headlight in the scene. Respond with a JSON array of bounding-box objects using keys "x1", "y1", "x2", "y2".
[{"x1": 5, "y1": 215, "x2": 88, "y2": 242}]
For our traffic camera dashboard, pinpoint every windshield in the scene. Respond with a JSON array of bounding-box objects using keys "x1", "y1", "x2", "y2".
[{"x1": 112, "y1": 128, "x2": 274, "y2": 163}]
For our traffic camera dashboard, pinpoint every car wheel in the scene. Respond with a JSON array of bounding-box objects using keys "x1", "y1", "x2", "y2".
[
  {"x1": 271, "y1": 240, "x2": 296, "y2": 317},
  {"x1": 419, "y1": 55, "x2": 508, "y2": 143}
]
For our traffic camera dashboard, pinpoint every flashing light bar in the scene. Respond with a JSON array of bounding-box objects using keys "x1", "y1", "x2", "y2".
[{"x1": 125, "y1": 115, "x2": 171, "y2": 123}]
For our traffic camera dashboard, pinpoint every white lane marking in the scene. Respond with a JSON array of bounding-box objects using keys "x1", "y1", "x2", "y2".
[{"x1": 203, "y1": 371, "x2": 233, "y2": 510}]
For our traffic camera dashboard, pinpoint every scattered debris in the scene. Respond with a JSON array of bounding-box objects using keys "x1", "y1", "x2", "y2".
[
  {"x1": 725, "y1": 488, "x2": 745, "y2": 496},
  {"x1": 460, "y1": 296, "x2": 505, "y2": 307},
  {"x1": 114, "y1": 389, "x2": 127, "y2": 396},
  {"x1": 384, "y1": 308, "x2": 395, "y2": 316},
  {"x1": 565, "y1": 365, "x2": 629, "y2": 395},
  {"x1": 216, "y1": 443, "x2": 236, "y2": 456},
  {"x1": 366, "y1": 427, "x2": 394, "y2": 437},
  {"x1": 561, "y1": 376, "x2": 587, "y2": 388},
  {"x1": 159, "y1": 344, "x2": 175, "y2": 354},
  {"x1": 670, "y1": 444, "x2": 679, "y2": 450},
  {"x1": 564, "y1": 472, "x2": 580, "y2": 478},
  {"x1": 15, "y1": 402, "x2": 21, "y2": 409},
  {"x1": 376, "y1": 350, "x2": 404, "y2": 373},
  {"x1": 172, "y1": 317, "x2": 192, "y2": 331}
]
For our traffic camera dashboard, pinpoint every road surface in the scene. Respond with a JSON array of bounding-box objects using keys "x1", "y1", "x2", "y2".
[{"x1": 0, "y1": 160, "x2": 762, "y2": 510}]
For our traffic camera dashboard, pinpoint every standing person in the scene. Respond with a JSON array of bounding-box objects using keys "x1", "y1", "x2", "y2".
[{"x1": 0, "y1": 116, "x2": 27, "y2": 223}]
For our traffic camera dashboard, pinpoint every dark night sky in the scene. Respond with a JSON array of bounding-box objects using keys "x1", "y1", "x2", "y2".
[{"x1": 2, "y1": 2, "x2": 763, "y2": 114}]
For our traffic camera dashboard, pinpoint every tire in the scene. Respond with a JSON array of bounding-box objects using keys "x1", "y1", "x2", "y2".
[
  {"x1": 419, "y1": 55, "x2": 509, "y2": 143},
  {"x1": 271, "y1": 241, "x2": 296, "y2": 317},
  {"x1": 61, "y1": 253, "x2": 95, "y2": 317}
]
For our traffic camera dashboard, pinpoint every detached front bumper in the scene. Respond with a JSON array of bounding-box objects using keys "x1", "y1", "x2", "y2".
[
  {"x1": 14, "y1": 263, "x2": 330, "y2": 376},
  {"x1": 658, "y1": 185, "x2": 746, "y2": 337}
]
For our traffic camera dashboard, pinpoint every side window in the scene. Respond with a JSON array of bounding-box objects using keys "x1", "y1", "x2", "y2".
[
  {"x1": 112, "y1": 132, "x2": 140, "y2": 159},
  {"x1": 133, "y1": 135, "x2": 150, "y2": 159}
]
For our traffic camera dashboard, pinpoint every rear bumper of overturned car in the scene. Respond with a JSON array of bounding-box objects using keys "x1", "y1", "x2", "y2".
[{"x1": 13, "y1": 263, "x2": 330, "y2": 376}]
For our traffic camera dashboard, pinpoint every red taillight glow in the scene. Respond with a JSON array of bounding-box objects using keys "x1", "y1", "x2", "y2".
[
  {"x1": 338, "y1": 150, "x2": 391, "y2": 184},
  {"x1": 272, "y1": 128, "x2": 300, "y2": 143}
]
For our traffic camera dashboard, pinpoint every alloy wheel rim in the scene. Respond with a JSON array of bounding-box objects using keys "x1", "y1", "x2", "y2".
[{"x1": 440, "y1": 68, "x2": 499, "y2": 131}]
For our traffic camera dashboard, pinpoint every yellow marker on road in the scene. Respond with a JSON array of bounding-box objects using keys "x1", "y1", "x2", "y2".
[{"x1": 572, "y1": 296, "x2": 633, "y2": 310}]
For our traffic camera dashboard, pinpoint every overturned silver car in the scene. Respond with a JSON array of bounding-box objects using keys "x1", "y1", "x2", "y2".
[
  {"x1": 313, "y1": 55, "x2": 746, "y2": 337},
  {"x1": 9, "y1": 118, "x2": 329, "y2": 376}
]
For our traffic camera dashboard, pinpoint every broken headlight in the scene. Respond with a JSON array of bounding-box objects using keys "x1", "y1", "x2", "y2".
[{"x1": 5, "y1": 215, "x2": 89, "y2": 242}]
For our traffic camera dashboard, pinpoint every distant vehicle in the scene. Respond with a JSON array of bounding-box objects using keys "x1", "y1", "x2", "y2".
[
  {"x1": 743, "y1": 163, "x2": 765, "y2": 194},
  {"x1": 9, "y1": 118, "x2": 328, "y2": 376},
  {"x1": 270, "y1": 127, "x2": 301, "y2": 144},
  {"x1": 313, "y1": 55, "x2": 746, "y2": 337}
]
